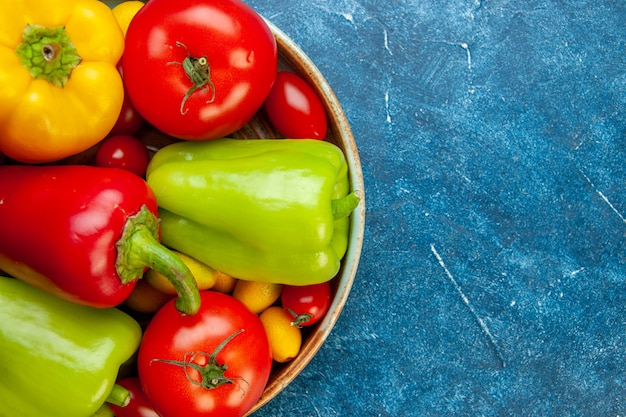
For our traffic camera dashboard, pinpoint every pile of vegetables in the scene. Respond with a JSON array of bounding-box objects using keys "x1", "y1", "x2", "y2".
[{"x1": 0, "y1": 0, "x2": 360, "y2": 416}]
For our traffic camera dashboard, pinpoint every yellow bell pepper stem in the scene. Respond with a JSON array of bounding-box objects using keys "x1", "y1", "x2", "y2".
[
  {"x1": 15, "y1": 25, "x2": 82, "y2": 87},
  {"x1": 0, "y1": 0, "x2": 125, "y2": 164}
]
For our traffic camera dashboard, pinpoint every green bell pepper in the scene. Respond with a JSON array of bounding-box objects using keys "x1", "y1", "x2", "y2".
[
  {"x1": 146, "y1": 138, "x2": 360, "y2": 285},
  {"x1": 0, "y1": 276, "x2": 142, "y2": 417}
]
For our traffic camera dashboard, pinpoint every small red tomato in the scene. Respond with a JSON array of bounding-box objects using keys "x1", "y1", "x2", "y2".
[
  {"x1": 95, "y1": 135, "x2": 150, "y2": 177},
  {"x1": 281, "y1": 282, "x2": 331, "y2": 327},
  {"x1": 109, "y1": 93, "x2": 145, "y2": 136},
  {"x1": 110, "y1": 62, "x2": 145, "y2": 136},
  {"x1": 264, "y1": 71, "x2": 328, "y2": 140},
  {"x1": 108, "y1": 377, "x2": 160, "y2": 417}
]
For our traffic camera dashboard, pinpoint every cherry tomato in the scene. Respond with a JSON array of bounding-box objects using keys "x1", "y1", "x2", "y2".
[
  {"x1": 122, "y1": 0, "x2": 277, "y2": 140},
  {"x1": 109, "y1": 93, "x2": 145, "y2": 136},
  {"x1": 108, "y1": 378, "x2": 160, "y2": 417},
  {"x1": 281, "y1": 282, "x2": 331, "y2": 327},
  {"x1": 109, "y1": 62, "x2": 144, "y2": 136},
  {"x1": 95, "y1": 135, "x2": 150, "y2": 177},
  {"x1": 264, "y1": 71, "x2": 328, "y2": 140},
  {"x1": 138, "y1": 291, "x2": 272, "y2": 417}
]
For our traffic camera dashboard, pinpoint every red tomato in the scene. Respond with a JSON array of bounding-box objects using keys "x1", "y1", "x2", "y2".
[
  {"x1": 95, "y1": 135, "x2": 150, "y2": 177},
  {"x1": 108, "y1": 378, "x2": 159, "y2": 417},
  {"x1": 264, "y1": 71, "x2": 328, "y2": 140},
  {"x1": 110, "y1": 62, "x2": 144, "y2": 136},
  {"x1": 109, "y1": 93, "x2": 145, "y2": 136},
  {"x1": 138, "y1": 291, "x2": 272, "y2": 417},
  {"x1": 122, "y1": 0, "x2": 277, "y2": 140},
  {"x1": 281, "y1": 282, "x2": 331, "y2": 327}
]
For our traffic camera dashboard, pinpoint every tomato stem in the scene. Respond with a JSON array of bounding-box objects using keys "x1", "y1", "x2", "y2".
[
  {"x1": 167, "y1": 41, "x2": 216, "y2": 115},
  {"x1": 151, "y1": 329, "x2": 249, "y2": 392},
  {"x1": 15, "y1": 24, "x2": 82, "y2": 87},
  {"x1": 286, "y1": 308, "x2": 312, "y2": 328}
]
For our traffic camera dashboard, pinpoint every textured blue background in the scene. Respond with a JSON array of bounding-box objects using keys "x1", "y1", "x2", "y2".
[{"x1": 244, "y1": 1, "x2": 626, "y2": 416}]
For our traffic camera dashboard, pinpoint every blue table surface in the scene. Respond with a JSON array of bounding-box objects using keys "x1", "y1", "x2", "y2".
[{"x1": 243, "y1": 1, "x2": 626, "y2": 416}]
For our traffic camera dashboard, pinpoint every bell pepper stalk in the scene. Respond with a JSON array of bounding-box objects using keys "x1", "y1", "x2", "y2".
[
  {"x1": 0, "y1": 276, "x2": 142, "y2": 417},
  {"x1": 0, "y1": 0, "x2": 125, "y2": 163},
  {"x1": 92, "y1": 404, "x2": 115, "y2": 417},
  {"x1": 0, "y1": 165, "x2": 201, "y2": 315},
  {"x1": 146, "y1": 138, "x2": 361, "y2": 285}
]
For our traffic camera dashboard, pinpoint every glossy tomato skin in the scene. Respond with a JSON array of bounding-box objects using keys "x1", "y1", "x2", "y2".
[
  {"x1": 95, "y1": 135, "x2": 150, "y2": 177},
  {"x1": 110, "y1": 62, "x2": 144, "y2": 136},
  {"x1": 109, "y1": 93, "x2": 144, "y2": 136},
  {"x1": 108, "y1": 378, "x2": 160, "y2": 417},
  {"x1": 281, "y1": 282, "x2": 332, "y2": 327},
  {"x1": 122, "y1": 0, "x2": 277, "y2": 140},
  {"x1": 138, "y1": 291, "x2": 272, "y2": 417},
  {"x1": 264, "y1": 71, "x2": 328, "y2": 140}
]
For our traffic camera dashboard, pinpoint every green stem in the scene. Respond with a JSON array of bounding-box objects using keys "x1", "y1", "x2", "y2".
[
  {"x1": 15, "y1": 24, "x2": 82, "y2": 87},
  {"x1": 116, "y1": 205, "x2": 201, "y2": 315},
  {"x1": 105, "y1": 384, "x2": 130, "y2": 408},
  {"x1": 331, "y1": 191, "x2": 361, "y2": 219},
  {"x1": 286, "y1": 307, "x2": 311, "y2": 328},
  {"x1": 151, "y1": 330, "x2": 248, "y2": 391},
  {"x1": 167, "y1": 41, "x2": 216, "y2": 114}
]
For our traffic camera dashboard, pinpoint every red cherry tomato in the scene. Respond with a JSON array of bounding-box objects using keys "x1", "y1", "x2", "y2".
[
  {"x1": 138, "y1": 291, "x2": 272, "y2": 417},
  {"x1": 122, "y1": 0, "x2": 277, "y2": 140},
  {"x1": 264, "y1": 71, "x2": 328, "y2": 140},
  {"x1": 95, "y1": 135, "x2": 150, "y2": 177},
  {"x1": 108, "y1": 378, "x2": 159, "y2": 417},
  {"x1": 109, "y1": 62, "x2": 144, "y2": 136},
  {"x1": 281, "y1": 282, "x2": 331, "y2": 327},
  {"x1": 109, "y1": 93, "x2": 145, "y2": 136}
]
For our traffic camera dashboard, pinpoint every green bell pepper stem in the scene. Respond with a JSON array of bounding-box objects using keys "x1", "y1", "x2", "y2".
[
  {"x1": 122, "y1": 224, "x2": 200, "y2": 315},
  {"x1": 116, "y1": 205, "x2": 201, "y2": 315},
  {"x1": 332, "y1": 191, "x2": 361, "y2": 219},
  {"x1": 105, "y1": 384, "x2": 130, "y2": 407}
]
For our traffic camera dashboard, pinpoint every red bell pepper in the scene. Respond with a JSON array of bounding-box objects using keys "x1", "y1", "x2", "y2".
[{"x1": 0, "y1": 165, "x2": 200, "y2": 315}]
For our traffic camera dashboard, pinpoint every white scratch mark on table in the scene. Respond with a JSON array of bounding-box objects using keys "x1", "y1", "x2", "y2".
[
  {"x1": 266, "y1": 11, "x2": 284, "y2": 20},
  {"x1": 578, "y1": 168, "x2": 626, "y2": 225},
  {"x1": 596, "y1": 190, "x2": 626, "y2": 224},
  {"x1": 430, "y1": 244, "x2": 506, "y2": 369},
  {"x1": 459, "y1": 42, "x2": 472, "y2": 71},
  {"x1": 312, "y1": 4, "x2": 357, "y2": 28},
  {"x1": 421, "y1": 39, "x2": 473, "y2": 74},
  {"x1": 383, "y1": 28, "x2": 393, "y2": 56},
  {"x1": 568, "y1": 266, "x2": 585, "y2": 277},
  {"x1": 384, "y1": 89, "x2": 392, "y2": 123}
]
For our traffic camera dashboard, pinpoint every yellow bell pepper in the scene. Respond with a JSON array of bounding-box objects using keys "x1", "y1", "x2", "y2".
[{"x1": 0, "y1": 0, "x2": 125, "y2": 163}]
